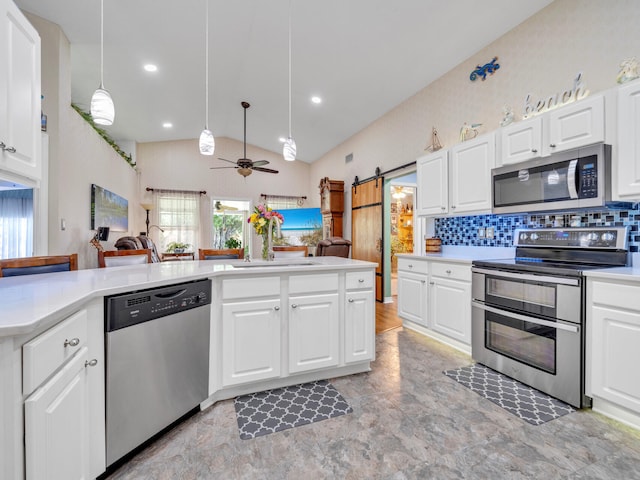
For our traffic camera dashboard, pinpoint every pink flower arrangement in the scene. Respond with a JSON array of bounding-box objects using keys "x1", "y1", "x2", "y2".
[{"x1": 248, "y1": 204, "x2": 284, "y2": 236}]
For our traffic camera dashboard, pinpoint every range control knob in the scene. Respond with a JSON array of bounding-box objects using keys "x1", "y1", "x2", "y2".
[
  {"x1": 530, "y1": 233, "x2": 539, "y2": 241},
  {"x1": 587, "y1": 232, "x2": 599, "y2": 242},
  {"x1": 520, "y1": 233, "x2": 528, "y2": 241}
]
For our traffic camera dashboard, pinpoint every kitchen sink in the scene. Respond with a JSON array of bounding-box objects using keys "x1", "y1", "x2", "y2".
[{"x1": 232, "y1": 261, "x2": 318, "y2": 268}]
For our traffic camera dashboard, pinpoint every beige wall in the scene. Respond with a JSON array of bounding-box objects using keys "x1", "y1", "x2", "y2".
[
  {"x1": 309, "y1": 0, "x2": 640, "y2": 237},
  {"x1": 26, "y1": 13, "x2": 139, "y2": 269}
]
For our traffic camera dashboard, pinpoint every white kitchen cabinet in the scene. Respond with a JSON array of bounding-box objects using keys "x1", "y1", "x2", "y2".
[
  {"x1": 429, "y1": 262, "x2": 472, "y2": 345},
  {"x1": 587, "y1": 279, "x2": 640, "y2": 420},
  {"x1": 221, "y1": 298, "x2": 282, "y2": 386},
  {"x1": 0, "y1": 0, "x2": 41, "y2": 182},
  {"x1": 615, "y1": 79, "x2": 640, "y2": 200},
  {"x1": 23, "y1": 302, "x2": 104, "y2": 480},
  {"x1": 416, "y1": 150, "x2": 448, "y2": 215},
  {"x1": 289, "y1": 292, "x2": 340, "y2": 374},
  {"x1": 449, "y1": 132, "x2": 495, "y2": 214},
  {"x1": 547, "y1": 94, "x2": 604, "y2": 154},
  {"x1": 397, "y1": 258, "x2": 428, "y2": 327},
  {"x1": 499, "y1": 116, "x2": 543, "y2": 166},
  {"x1": 345, "y1": 270, "x2": 375, "y2": 364},
  {"x1": 498, "y1": 95, "x2": 605, "y2": 167}
]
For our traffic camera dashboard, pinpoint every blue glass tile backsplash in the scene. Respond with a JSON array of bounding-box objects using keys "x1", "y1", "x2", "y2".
[{"x1": 434, "y1": 207, "x2": 640, "y2": 252}]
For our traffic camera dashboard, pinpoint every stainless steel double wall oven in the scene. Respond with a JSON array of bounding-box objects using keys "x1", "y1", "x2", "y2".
[{"x1": 471, "y1": 227, "x2": 628, "y2": 408}]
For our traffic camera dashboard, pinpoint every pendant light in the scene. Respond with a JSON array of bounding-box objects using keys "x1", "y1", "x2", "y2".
[
  {"x1": 282, "y1": 0, "x2": 296, "y2": 162},
  {"x1": 90, "y1": 0, "x2": 115, "y2": 125},
  {"x1": 199, "y1": 0, "x2": 215, "y2": 155}
]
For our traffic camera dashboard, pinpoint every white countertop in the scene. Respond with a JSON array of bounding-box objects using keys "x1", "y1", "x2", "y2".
[
  {"x1": 397, "y1": 245, "x2": 515, "y2": 264},
  {"x1": 584, "y1": 266, "x2": 640, "y2": 282},
  {"x1": 0, "y1": 257, "x2": 376, "y2": 338}
]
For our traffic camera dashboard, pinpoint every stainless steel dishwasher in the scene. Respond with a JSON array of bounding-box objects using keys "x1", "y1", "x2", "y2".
[{"x1": 105, "y1": 279, "x2": 211, "y2": 467}]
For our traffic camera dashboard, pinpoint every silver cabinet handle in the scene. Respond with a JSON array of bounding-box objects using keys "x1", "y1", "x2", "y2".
[
  {"x1": 422, "y1": 280, "x2": 427, "y2": 284},
  {"x1": 408, "y1": 264, "x2": 413, "y2": 268},
  {"x1": 531, "y1": 149, "x2": 538, "y2": 153},
  {"x1": 446, "y1": 269, "x2": 452, "y2": 274},
  {"x1": 0, "y1": 142, "x2": 16, "y2": 153},
  {"x1": 291, "y1": 304, "x2": 298, "y2": 308},
  {"x1": 429, "y1": 281, "x2": 434, "y2": 285},
  {"x1": 550, "y1": 143, "x2": 556, "y2": 148},
  {"x1": 348, "y1": 298, "x2": 354, "y2": 303},
  {"x1": 64, "y1": 338, "x2": 80, "y2": 348},
  {"x1": 441, "y1": 206, "x2": 446, "y2": 210},
  {"x1": 85, "y1": 359, "x2": 98, "y2": 368},
  {"x1": 358, "y1": 278, "x2": 364, "y2": 283},
  {"x1": 274, "y1": 306, "x2": 280, "y2": 311},
  {"x1": 451, "y1": 205, "x2": 456, "y2": 209}
]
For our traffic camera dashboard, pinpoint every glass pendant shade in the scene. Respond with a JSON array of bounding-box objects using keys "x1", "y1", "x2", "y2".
[
  {"x1": 199, "y1": 128, "x2": 215, "y2": 155},
  {"x1": 283, "y1": 136, "x2": 296, "y2": 162},
  {"x1": 90, "y1": 86, "x2": 115, "y2": 125}
]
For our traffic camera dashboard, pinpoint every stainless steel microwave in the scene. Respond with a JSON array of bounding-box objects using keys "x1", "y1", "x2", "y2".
[{"x1": 492, "y1": 143, "x2": 611, "y2": 214}]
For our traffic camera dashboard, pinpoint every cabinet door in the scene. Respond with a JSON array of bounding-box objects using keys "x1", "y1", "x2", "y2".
[
  {"x1": 289, "y1": 293, "x2": 340, "y2": 373},
  {"x1": 416, "y1": 150, "x2": 448, "y2": 215},
  {"x1": 499, "y1": 116, "x2": 542, "y2": 166},
  {"x1": 450, "y1": 133, "x2": 495, "y2": 214},
  {"x1": 222, "y1": 299, "x2": 281, "y2": 386},
  {"x1": 430, "y1": 277, "x2": 471, "y2": 345},
  {"x1": 397, "y1": 272, "x2": 427, "y2": 326},
  {"x1": 616, "y1": 80, "x2": 640, "y2": 199},
  {"x1": 345, "y1": 290, "x2": 375, "y2": 364},
  {"x1": 25, "y1": 348, "x2": 90, "y2": 480},
  {"x1": 591, "y1": 305, "x2": 640, "y2": 413},
  {"x1": 0, "y1": 1, "x2": 41, "y2": 181},
  {"x1": 547, "y1": 95, "x2": 604, "y2": 154}
]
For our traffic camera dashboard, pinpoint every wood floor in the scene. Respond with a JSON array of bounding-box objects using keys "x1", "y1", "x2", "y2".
[{"x1": 376, "y1": 297, "x2": 402, "y2": 334}]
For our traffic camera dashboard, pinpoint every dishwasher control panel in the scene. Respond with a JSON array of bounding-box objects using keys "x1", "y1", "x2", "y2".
[{"x1": 105, "y1": 279, "x2": 212, "y2": 331}]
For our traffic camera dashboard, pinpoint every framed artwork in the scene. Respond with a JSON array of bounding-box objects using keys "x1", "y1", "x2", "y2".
[
  {"x1": 91, "y1": 184, "x2": 128, "y2": 231},
  {"x1": 390, "y1": 203, "x2": 398, "y2": 214}
]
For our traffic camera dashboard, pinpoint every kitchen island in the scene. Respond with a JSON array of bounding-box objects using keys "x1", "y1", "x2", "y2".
[{"x1": 0, "y1": 257, "x2": 376, "y2": 480}]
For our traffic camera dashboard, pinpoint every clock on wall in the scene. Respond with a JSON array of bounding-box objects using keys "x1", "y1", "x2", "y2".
[{"x1": 319, "y1": 177, "x2": 344, "y2": 239}]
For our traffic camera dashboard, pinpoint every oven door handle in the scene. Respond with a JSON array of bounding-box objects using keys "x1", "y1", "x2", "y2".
[
  {"x1": 471, "y1": 300, "x2": 580, "y2": 333},
  {"x1": 471, "y1": 267, "x2": 580, "y2": 286}
]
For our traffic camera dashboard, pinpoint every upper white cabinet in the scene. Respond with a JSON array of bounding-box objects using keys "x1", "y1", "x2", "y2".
[
  {"x1": 416, "y1": 150, "x2": 448, "y2": 215},
  {"x1": 0, "y1": 0, "x2": 41, "y2": 181},
  {"x1": 499, "y1": 116, "x2": 543, "y2": 166},
  {"x1": 498, "y1": 95, "x2": 605, "y2": 167},
  {"x1": 450, "y1": 132, "x2": 495, "y2": 214},
  {"x1": 615, "y1": 79, "x2": 640, "y2": 200}
]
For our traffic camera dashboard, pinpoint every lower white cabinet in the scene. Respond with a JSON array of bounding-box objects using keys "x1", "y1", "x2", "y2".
[
  {"x1": 588, "y1": 278, "x2": 640, "y2": 419},
  {"x1": 397, "y1": 256, "x2": 472, "y2": 351},
  {"x1": 22, "y1": 301, "x2": 104, "y2": 480},
  {"x1": 345, "y1": 289, "x2": 375, "y2": 364},
  {"x1": 289, "y1": 293, "x2": 340, "y2": 373},
  {"x1": 222, "y1": 298, "x2": 282, "y2": 386}
]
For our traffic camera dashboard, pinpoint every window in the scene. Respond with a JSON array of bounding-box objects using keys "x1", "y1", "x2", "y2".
[
  {"x1": 211, "y1": 199, "x2": 250, "y2": 251},
  {"x1": 0, "y1": 188, "x2": 34, "y2": 259},
  {"x1": 154, "y1": 191, "x2": 201, "y2": 253}
]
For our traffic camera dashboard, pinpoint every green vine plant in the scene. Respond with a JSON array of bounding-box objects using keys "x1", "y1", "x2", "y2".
[{"x1": 71, "y1": 104, "x2": 136, "y2": 169}]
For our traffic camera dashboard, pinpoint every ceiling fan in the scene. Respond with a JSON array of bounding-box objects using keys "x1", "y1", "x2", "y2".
[
  {"x1": 214, "y1": 200, "x2": 238, "y2": 211},
  {"x1": 210, "y1": 101, "x2": 279, "y2": 177}
]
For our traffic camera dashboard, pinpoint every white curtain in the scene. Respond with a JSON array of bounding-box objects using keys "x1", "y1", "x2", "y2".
[
  {"x1": 151, "y1": 189, "x2": 203, "y2": 253},
  {"x1": 0, "y1": 189, "x2": 34, "y2": 259}
]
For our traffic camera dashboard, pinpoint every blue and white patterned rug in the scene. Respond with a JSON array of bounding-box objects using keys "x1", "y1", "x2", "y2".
[
  {"x1": 443, "y1": 364, "x2": 575, "y2": 425},
  {"x1": 234, "y1": 380, "x2": 352, "y2": 440}
]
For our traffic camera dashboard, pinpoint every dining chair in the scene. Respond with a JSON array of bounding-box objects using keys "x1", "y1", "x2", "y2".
[
  {"x1": 272, "y1": 246, "x2": 308, "y2": 258},
  {"x1": 98, "y1": 249, "x2": 152, "y2": 268},
  {"x1": 0, "y1": 254, "x2": 78, "y2": 277},
  {"x1": 198, "y1": 248, "x2": 244, "y2": 260},
  {"x1": 316, "y1": 237, "x2": 351, "y2": 258}
]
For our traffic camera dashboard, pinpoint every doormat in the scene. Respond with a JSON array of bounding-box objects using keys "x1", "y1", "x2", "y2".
[
  {"x1": 443, "y1": 363, "x2": 575, "y2": 425},
  {"x1": 234, "y1": 380, "x2": 352, "y2": 440}
]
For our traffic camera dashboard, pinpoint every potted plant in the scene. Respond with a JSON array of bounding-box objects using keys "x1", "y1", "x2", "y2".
[
  {"x1": 166, "y1": 241, "x2": 191, "y2": 253},
  {"x1": 224, "y1": 238, "x2": 242, "y2": 249}
]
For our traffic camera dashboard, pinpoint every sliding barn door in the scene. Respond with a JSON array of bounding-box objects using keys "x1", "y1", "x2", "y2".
[{"x1": 351, "y1": 177, "x2": 384, "y2": 302}]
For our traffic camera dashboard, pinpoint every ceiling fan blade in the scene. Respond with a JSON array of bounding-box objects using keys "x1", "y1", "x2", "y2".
[
  {"x1": 217, "y1": 157, "x2": 238, "y2": 165},
  {"x1": 252, "y1": 166, "x2": 279, "y2": 174},
  {"x1": 252, "y1": 160, "x2": 270, "y2": 167},
  {"x1": 210, "y1": 166, "x2": 237, "y2": 170}
]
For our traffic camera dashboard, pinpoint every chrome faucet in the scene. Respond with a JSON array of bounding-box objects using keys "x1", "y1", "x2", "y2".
[{"x1": 267, "y1": 216, "x2": 282, "y2": 261}]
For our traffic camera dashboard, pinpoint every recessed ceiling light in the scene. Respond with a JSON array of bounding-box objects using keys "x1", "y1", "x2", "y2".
[
  {"x1": 162, "y1": 122, "x2": 173, "y2": 128},
  {"x1": 278, "y1": 137, "x2": 287, "y2": 143},
  {"x1": 144, "y1": 64, "x2": 158, "y2": 72},
  {"x1": 311, "y1": 96, "x2": 322, "y2": 104}
]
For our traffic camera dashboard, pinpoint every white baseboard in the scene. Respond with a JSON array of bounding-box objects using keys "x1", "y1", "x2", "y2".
[{"x1": 383, "y1": 296, "x2": 394, "y2": 304}]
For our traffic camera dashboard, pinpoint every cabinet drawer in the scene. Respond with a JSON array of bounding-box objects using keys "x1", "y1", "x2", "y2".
[
  {"x1": 23, "y1": 309, "x2": 88, "y2": 395},
  {"x1": 430, "y1": 262, "x2": 471, "y2": 282},
  {"x1": 290, "y1": 273, "x2": 338, "y2": 294},
  {"x1": 346, "y1": 271, "x2": 374, "y2": 290},
  {"x1": 591, "y1": 280, "x2": 640, "y2": 311},
  {"x1": 223, "y1": 276, "x2": 280, "y2": 299},
  {"x1": 397, "y1": 258, "x2": 428, "y2": 275}
]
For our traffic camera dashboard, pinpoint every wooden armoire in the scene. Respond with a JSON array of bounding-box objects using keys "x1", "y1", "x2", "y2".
[{"x1": 319, "y1": 178, "x2": 344, "y2": 239}]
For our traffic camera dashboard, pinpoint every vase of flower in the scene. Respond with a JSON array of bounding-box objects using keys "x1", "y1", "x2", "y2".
[{"x1": 248, "y1": 204, "x2": 284, "y2": 260}]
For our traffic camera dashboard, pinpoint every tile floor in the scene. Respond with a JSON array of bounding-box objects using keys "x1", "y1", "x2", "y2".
[{"x1": 106, "y1": 328, "x2": 640, "y2": 479}]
